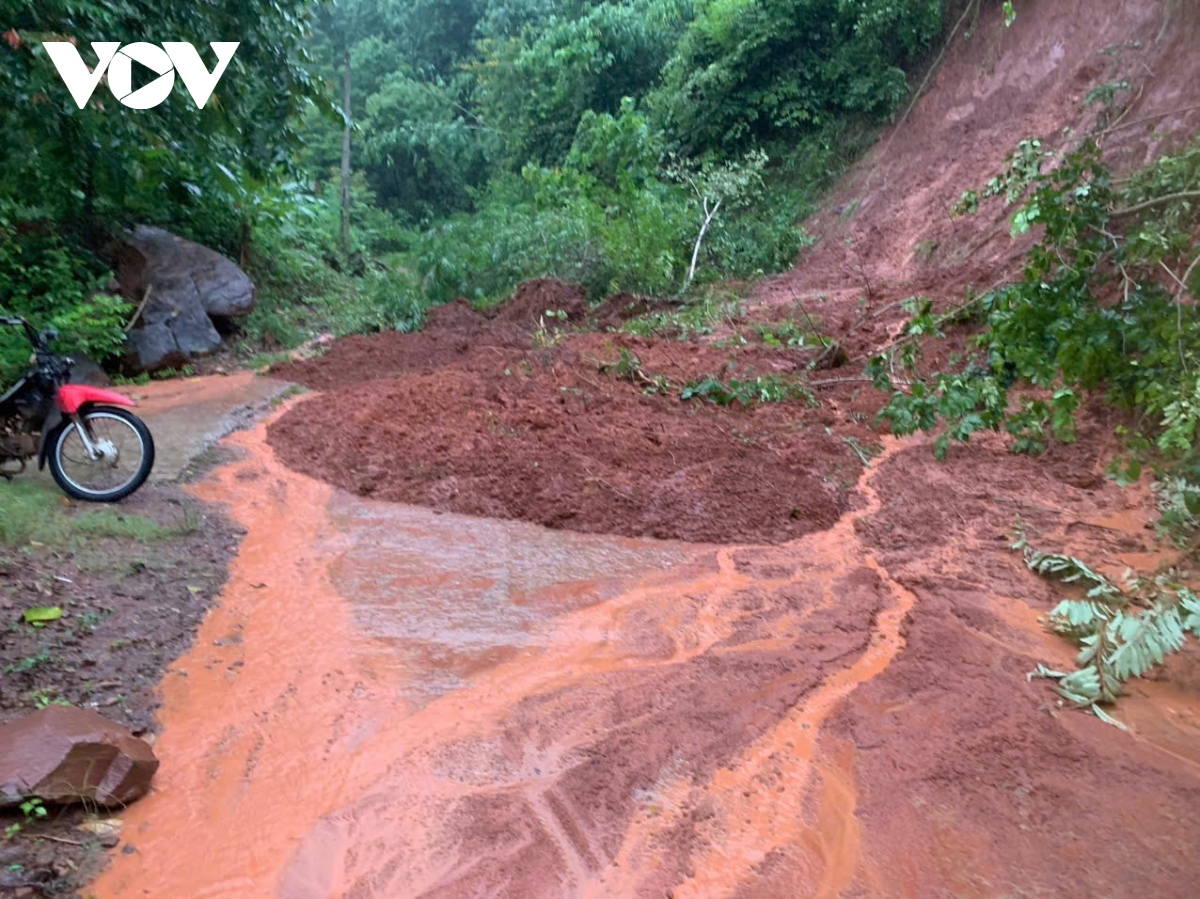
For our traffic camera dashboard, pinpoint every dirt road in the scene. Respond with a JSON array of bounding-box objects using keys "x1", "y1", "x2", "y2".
[
  {"x1": 85, "y1": 369, "x2": 1200, "y2": 898},
  {"x1": 85, "y1": 2, "x2": 1200, "y2": 892}
]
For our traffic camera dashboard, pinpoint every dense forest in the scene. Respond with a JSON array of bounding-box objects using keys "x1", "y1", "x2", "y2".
[{"x1": 0, "y1": 0, "x2": 950, "y2": 375}]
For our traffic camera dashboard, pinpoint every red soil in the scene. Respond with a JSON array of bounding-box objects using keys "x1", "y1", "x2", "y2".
[
  {"x1": 219, "y1": 1, "x2": 1200, "y2": 896},
  {"x1": 271, "y1": 296, "x2": 876, "y2": 544}
]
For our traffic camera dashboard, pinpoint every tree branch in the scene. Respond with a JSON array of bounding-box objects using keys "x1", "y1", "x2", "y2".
[
  {"x1": 684, "y1": 198, "x2": 720, "y2": 292},
  {"x1": 1110, "y1": 191, "x2": 1200, "y2": 218},
  {"x1": 1161, "y1": 252, "x2": 1200, "y2": 374},
  {"x1": 1098, "y1": 103, "x2": 1200, "y2": 138}
]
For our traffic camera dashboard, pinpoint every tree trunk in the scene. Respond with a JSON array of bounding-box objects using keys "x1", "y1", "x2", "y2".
[
  {"x1": 339, "y1": 50, "x2": 352, "y2": 257},
  {"x1": 684, "y1": 198, "x2": 720, "y2": 293}
]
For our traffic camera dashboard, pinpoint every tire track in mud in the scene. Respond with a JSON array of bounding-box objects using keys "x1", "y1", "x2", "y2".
[
  {"x1": 93, "y1": 398, "x2": 1200, "y2": 899},
  {"x1": 579, "y1": 441, "x2": 916, "y2": 898},
  {"x1": 271, "y1": 441, "x2": 917, "y2": 898}
]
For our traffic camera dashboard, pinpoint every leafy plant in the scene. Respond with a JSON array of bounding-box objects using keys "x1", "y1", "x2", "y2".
[
  {"x1": 1153, "y1": 476, "x2": 1200, "y2": 547},
  {"x1": 654, "y1": 0, "x2": 945, "y2": 153},
  {"x1": 623, "y1": 291, "x2": 745, "y2": 339},
  {"x1": 1016, "y1": 529, "x2": 1200, "y2": 715},
  {"x1": 3, "y1": 797, "x2": 48, "y2": 840},
  {"x1": 682, "y1": 374, "x2": 817, "y2": 407},
  {"x1": 756, "y1": 319, "x2": 824, "y2": 348},
  {"x1": 598, "y1": 348, "x2": 672, "y2": 394},
  {"x1": 667, "y1": 149, "x2": 771, "y2": 290},
  {"x1": 875, "y1": 138, "x2": 1200, "y2": 495}
]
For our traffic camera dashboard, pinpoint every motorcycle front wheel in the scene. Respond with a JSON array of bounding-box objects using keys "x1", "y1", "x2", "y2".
[{"x1": 48, "y1": 406, "x2": 155, "y2": 502}]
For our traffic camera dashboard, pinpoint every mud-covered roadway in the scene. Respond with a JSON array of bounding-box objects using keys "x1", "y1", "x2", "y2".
[
  {"x1": 94, "y1": 0, "x2": 1200, "y2": 888},
  {"x1": 87, "y1": 277, "x2": 1200, "y2": 899}
]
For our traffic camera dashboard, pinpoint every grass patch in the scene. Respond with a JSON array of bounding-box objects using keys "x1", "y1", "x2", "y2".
[
  {"x1": 0, "y1": 480, "x2": 171, "y2": 547},
  {"x1": 243, "y1": 351, "x2": 297, "y2": 372}
]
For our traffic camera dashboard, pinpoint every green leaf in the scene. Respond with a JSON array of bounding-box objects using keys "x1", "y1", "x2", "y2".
[
  {"x1": 23, "y1": 607, "x2": 63, "y2": 625},
  {"x1": 1091, "y1": 704, "x2": 1128, "y2": 730}
]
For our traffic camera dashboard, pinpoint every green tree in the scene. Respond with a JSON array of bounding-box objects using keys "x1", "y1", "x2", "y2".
[
  {"x1": 475, "y1": 0, "x2": 691, "y2": 168},
  {"x1": 653, "y1": 0, "x2": 944, "y2": 153}
]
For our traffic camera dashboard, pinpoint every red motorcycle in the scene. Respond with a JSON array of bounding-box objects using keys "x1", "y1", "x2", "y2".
[{"x1": 0, "y1": 316, "x2": 154, "y2": 502}]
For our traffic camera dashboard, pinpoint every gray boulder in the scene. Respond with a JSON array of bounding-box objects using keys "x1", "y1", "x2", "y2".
[{"x1": 117, "y1": 225, "x2": 255, "y2": 372}]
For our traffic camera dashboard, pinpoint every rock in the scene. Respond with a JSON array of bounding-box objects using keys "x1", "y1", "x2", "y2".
[
  {"x1": 78, "y1": 817, "x2": 123, "y2": 848},
  {"x1": 0, "y1": 707, "x2": 158, "y2": 808},
  {"x1": 116, "y1": 225, "x2": 255, "y2": 372},
  {"x1": 68, "y1": 356, "x2": 112, "y2": 387}
]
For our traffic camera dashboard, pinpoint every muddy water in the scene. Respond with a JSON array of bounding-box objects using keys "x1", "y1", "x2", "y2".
[
  {"x1": 90, "y1": 394, "x2": 917, "y2": 897},
  {"x1": 92, "y1": 397, "x2": 1200, "y2": 898},
  {"x1": 92, "y1": 409, "x2": 700, "y2": 898}
]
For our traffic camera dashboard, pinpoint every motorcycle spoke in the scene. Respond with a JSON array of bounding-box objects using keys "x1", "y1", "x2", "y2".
[{"x1": 57, "y1": 413, "x2": 148, "y2": 496}]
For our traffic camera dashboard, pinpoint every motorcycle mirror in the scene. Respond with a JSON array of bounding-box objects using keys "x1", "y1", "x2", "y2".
[{"x1": 39, "y1": 328, "x2": 59, "y2": 344}]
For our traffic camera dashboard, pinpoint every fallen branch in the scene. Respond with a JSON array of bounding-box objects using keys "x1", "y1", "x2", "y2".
[
  {"x1": 124, "y1": 286, "x2": 153, "y2": 333},
  {"x1": 1098, "y1": 103, "x2": 1200, "y2": 138},
  {"x1": 1110, "y1": 191, "x2": 1200, "y2": 218},
  {"x1": 806, "y1": 376, "x2": 900, "y2": 388},
  {"x1": 38, "y1": 834, "x2": 85, "y2": 846}
]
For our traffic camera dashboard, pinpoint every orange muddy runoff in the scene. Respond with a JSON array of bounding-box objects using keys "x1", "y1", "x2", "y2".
[{"x1": 92, "y1": 394, "x2": 1200, "y2": 898}]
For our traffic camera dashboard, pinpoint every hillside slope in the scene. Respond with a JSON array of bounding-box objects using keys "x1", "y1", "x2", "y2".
[{"x1": 764, "y1": 0, "x2": 1198, "y2": 308}]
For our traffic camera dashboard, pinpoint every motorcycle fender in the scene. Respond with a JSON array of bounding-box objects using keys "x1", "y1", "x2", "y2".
[
  {"x1": 57, "y1": 384, "x2": 136, "y2": 415},
  {"x1": 37, "y1": 407, "x2": 63, "y2": 471}
]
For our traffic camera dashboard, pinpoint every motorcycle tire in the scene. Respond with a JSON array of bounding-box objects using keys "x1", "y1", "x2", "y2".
[{"x1": 48, "y1": 406, "x2": 155, "y2": 503}]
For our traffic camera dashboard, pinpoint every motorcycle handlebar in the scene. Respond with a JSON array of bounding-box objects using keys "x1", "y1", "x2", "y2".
[{"x1": 1, "y1": 316, "x2": 48, "y2": 348}]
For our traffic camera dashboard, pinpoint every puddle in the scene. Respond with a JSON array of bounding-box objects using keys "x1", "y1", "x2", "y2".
[{"x1": 326, "y1": 492, "x2": 697, "y2": 707}]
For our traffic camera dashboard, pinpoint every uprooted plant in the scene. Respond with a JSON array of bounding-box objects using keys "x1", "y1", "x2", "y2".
[
  {"x1": 681, "y1": 374, "x2": 817, "y2": 407},
  {"x1": 597, "y1": 348, "x2": 671, "y2": 395},
  {"x1": 1015, "y1": 525, "x2": 1200, "y2": 724},
  {"x1": 870, "y1": 136, "x2": 1200, "y2": 548}
]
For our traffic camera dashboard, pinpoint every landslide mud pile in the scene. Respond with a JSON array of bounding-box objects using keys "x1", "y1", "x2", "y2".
[
  {"x1": 270, "y1": 284, "x2": 878, "y2": 544},
  {"x1": 247, "y1": 6, "x2": 1200, "y2": 893}
]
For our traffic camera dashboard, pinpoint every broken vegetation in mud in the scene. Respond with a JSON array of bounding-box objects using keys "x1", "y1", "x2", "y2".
[
  {"x1": 269, "y1": 283, "x2": 881, "y2": 545},
  {"x1": 1018, "y1": 528, "x2": 1200, "y2": 714},
  {"x1": 0, "y1": 479, "x2": 239, "y2": 894}
]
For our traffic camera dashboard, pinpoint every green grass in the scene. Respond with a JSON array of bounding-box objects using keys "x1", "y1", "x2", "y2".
[
  {"x1": 269, "y1": 384, "x2": 309, "y2": 407},
  {"x1": 242, "y1": 351, "x2": 296, "y2": 372},
  {"x1": 0, "y1": 479, "x2": 171, "y2": 547}
]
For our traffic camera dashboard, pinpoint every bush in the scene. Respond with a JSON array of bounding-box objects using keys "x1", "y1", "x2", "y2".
[
  {"x1": 0, "y1": 202, "x2": 129, "y2": 382},
  {"x1": 873, "y1": 138, "x2": 1200, "y2": 481},
  {"x1": 652, "y1": 0, "x2": 945, "y2": 153},
  {"x1": 412, "y1": 102, "x2": 804, "y2": 304}
]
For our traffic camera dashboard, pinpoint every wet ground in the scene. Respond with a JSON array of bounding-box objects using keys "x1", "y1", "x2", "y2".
[
  {"x1": 86, "y1": 381, "x2": 1200, "y2": 898},
  {"x1": 0, "y1": 378, "x2": 264, "y2": 895},
  {"x1": 70, "y1": 3, "x2": 1200, "y2": 890},
  {"x1": 129, "y1": 372, "x2": 290, "y2": 481}
]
